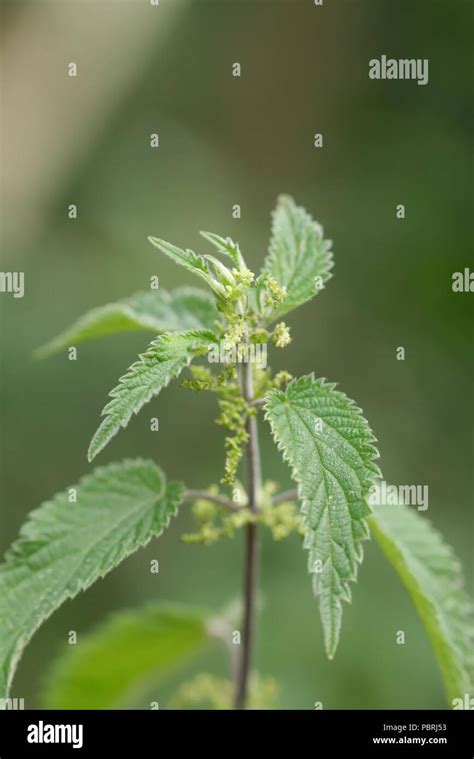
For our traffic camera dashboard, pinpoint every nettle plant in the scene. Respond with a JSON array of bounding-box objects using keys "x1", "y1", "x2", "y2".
[{"x1": 1, "y1": 196, "x2": 472, "y2": 710}]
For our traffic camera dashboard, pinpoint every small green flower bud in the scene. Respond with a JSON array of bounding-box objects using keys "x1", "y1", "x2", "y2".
[
  {"x1": 193, "y1": 499, "x2": 217, "y2": 522},
  {"x1": 273, "y1": 322, "x2": 292, "y2": 348}
]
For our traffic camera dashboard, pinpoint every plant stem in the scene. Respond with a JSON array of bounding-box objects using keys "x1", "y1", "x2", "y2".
[
  {"x1": 182, "y1": 489, "x2": 239, "y2": 512},
  {"x1": 272, "y1": 488, "x2": 298, "y2": 507},
  {"x1": 234, "y1": 361, "x2": 262, "y2": 709},
  {"x1": 249, "y1": 398, "x2": 265, "y2": 409}
]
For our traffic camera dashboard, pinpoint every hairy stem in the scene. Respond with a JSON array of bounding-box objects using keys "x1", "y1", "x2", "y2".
[{"x1": 234, "y1": 361, "x2": 262, "y2": 709}]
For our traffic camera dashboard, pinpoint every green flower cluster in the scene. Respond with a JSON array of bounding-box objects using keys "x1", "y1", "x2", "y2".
[
  {"x1": 272, "y1": 321, "x2": 292, "y2": 348},
  {"x1": 253, "y1": 368, "x2": 293, "y2": 397},
  {"x1": 183, "y1": 365, "x2": 250, "y2": 487},
  {"x1": 168, "y1": 672, "x2": 279, "y2": 710},
  {"x1": 180, "y1": 238, "x2": 294, "y2": 488},
  {"x1": 183, "y1": 367, "x2": 293, "y2": 489},
  {"x1": 182, "y1": 483, "x2": 302, "y2": 545}
]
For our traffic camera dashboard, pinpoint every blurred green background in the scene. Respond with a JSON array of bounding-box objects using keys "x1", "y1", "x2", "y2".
[{"x1": 1, "y1": 0, "x2": 472, "y2": 709}]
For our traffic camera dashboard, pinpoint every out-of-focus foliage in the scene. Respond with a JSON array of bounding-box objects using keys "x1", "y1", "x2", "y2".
[
  {"x1": 370, "y1": 504, "x2": 474, "y2": 703},
  {"x1": 42, "y1": 603, "x2": 212, "y2": 709}
]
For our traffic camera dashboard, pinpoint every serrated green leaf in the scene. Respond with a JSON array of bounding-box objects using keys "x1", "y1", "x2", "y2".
[
  {"x1": 264, "y1": 374, "x2": 381, "y2": 658},
  {"x1": 262, "y1": 195, "x2": 334, "y2": 321},
  {"x1": 148, "y1": 238, "x2": 210, "y2": 274},
  {"x1": 0, "y1": 459, "x2": 183, "y2": 699},
  {"x1": 369, "y1": 504, "x2": 474, "y2": 703},
  {"x1": 148, "y1": 237, "x2": 226, "y2": 296},
  {"x1": 200, "y1": 231, "x2": 245, "y2": 268},
  {"x1": 35, "y1": 287, "x2": 218, "y2": 358},
  {"x1": 42, "y1": 603, "x2": 211, "y2": 709},
  {"x1": 204, "y1": 255, "x2": 235, "y2": 286},
  {"x1": 88, "y1": 330, "x2": 216, "y2": 461}
]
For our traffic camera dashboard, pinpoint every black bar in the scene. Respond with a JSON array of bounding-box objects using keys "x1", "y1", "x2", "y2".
[{"x1": 0, "y1": 710, "x2": 472, "y2": 756}]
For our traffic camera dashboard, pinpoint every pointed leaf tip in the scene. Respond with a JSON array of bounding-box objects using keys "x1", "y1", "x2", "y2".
[
  {"x1": 88, "y1": 330, "x2": 216, "y2": 460},
  {"x1": 261, "y1": 195, "x2": 333, "y2": 322},
  {"x1": 265, "y1": 373, "x2": 380, "y2": 658}
]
